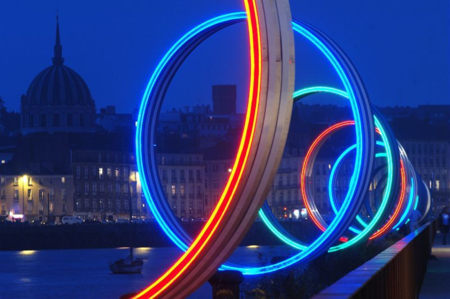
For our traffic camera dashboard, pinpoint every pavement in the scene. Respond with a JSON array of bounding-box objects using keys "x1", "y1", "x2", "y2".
[{"x1": 420, "y1": 233, "x2": 450, "y2": 299}]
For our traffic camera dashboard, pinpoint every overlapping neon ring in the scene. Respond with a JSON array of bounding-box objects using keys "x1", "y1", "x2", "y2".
[
  {"x1": 303, "y1": 120, "x2": 404, "y2": 243},
  {"x1": 136, "y1": 12, "x2": 375, "y2": 277},
  {"x1": 133, "y1": 1, "x2": 427, "y2": 296},
  {"x1": 259, "y1": 87, "x2": 430, "y2": 251},
  {"x1": 260, "y1": 116, "x2": 400, "y2": 253}
]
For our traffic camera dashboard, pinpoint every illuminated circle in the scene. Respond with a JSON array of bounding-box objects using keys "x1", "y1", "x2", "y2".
[
  {"x1": 134, "y1": 1, "x2": 377, "y2": 296},
  {"x1": 258, "y1": 88, "x2": 401, "y2": 252},
  {"x1": 298, "y1": 117, "x2": 397, "y2": 251},
  {"x1": 135, "y1": 1, "x2": 298, "y2": 296},
  {"x1": 136, "y1": 14, "x2": 375, "y2": 278}
]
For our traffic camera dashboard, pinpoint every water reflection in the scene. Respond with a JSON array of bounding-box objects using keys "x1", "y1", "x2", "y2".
[{"x1": 0, "y1": 245, "x2": 293, "y2": 299}]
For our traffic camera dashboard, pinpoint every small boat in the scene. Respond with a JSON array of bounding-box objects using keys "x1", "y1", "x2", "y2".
[
  {"x1": 109, "y1": 252, "x2": 144, "y2": 274},
  {"x1": 109, "y1": 198, "x2": 144, "y2": 274}
]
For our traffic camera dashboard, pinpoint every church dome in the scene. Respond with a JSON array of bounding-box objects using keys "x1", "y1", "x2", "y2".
[
  {"x1": 24, "y1": 65, "x2": 94, "y2": 107},
  {"x1": 21, "y1": 16, "x2": 96, "y2": 135}
]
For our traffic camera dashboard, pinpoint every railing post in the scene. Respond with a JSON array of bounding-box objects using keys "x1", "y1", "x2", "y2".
[{"x1": 208, "y1": 270, "x2": 244, "y2": 299}]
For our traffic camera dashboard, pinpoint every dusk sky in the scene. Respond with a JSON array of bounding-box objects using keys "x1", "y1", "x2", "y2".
[{"x1": 0, "y1": 0, "x2": 448, "y2": 113}]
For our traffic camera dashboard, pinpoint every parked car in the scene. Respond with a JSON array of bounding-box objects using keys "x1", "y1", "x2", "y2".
[{"x1": 61, "y1": 216, "x2": 83, "y2": 225}]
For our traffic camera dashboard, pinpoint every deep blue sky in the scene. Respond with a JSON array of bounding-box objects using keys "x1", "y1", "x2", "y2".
[{"x1": 0, "y1": 0, "x2": 448, "y2": 113}]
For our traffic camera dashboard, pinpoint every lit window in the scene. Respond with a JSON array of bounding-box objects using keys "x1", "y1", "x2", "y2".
[
  {"x1": 61, "y1": 177, "x2": 65, "y2": 183},
  {"x1": 171, "y1": 185, "x2": 176, "y2": 196},
  {"x1": 99, "y1": 168, "x2": 104, "y2": 179}
]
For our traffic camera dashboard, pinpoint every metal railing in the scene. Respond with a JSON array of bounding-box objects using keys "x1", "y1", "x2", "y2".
[{"x1": 313, "y1": 220, "x2": 436, "y2": 299}]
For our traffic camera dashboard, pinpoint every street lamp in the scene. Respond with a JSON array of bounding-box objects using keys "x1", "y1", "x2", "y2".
[{"x1": 21, "y1": 175, "x2": 28, "y2": 221}]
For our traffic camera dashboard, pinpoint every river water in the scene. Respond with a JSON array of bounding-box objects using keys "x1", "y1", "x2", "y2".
[{"x1": 0, "y1": 245, "x2": 299, "y2": 299}]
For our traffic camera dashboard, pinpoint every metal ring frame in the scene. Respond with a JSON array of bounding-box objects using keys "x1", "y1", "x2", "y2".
[{"x1": 133, "y1": 1, "x2": 430, "y2": 297}]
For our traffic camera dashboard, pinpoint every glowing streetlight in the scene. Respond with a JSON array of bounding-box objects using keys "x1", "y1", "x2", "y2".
[{"x1": 21, "y1": 175, "x2": 28, "y2": 221}]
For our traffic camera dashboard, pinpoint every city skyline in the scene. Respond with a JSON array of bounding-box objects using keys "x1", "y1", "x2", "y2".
[
  {"x1": 0, "y1": 1, "x2": 447, "y2": 297},
  {"x1": 0, "y1": 0, "x2": 448, "y2": 114}
]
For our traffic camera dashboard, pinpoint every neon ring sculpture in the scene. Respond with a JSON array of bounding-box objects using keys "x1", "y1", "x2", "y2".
[
  {"x1": 134, "y1": 0, "x2": 429, "y2": 297},
  {"x1": 259, "y1": 91, "x2": 401, "y2": 252}
]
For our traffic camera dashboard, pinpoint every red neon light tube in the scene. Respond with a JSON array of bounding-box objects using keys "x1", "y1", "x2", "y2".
[{"x1": 133, "y1": 0, "x2": 262, "y2": 297}]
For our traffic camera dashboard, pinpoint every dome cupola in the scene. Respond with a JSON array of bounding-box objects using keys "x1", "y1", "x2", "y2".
[{"x1": 21, "y1": 15, "x2": 96, "y2": 135}]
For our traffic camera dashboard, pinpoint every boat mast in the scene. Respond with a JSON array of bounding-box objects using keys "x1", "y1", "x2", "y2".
[{"x1": 129, "y1": 195, "x2": 133, "y2": 257}]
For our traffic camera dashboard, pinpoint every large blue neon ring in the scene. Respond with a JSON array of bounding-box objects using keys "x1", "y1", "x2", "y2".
[{"x1": 136, "y1": 13, "x2": 375, "y2": 275}]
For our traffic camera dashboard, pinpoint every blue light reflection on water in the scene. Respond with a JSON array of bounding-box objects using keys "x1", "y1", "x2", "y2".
[{"x1": 0, "y1": 246, "x2": 298, "y2": 299}]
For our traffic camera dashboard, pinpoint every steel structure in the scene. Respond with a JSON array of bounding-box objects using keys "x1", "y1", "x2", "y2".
[{"x1": 134, "y1": 0, "x2": 431, "y2": 297}]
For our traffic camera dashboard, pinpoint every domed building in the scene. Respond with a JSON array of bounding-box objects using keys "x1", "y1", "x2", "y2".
[{"x1": 21, "y1": 16, "x2": 96, "y2": 135}]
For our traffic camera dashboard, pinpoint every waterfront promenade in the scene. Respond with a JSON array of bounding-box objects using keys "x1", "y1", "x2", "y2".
[{"x1": 420, "y1": 233, "x2": 450, "y2": 298}]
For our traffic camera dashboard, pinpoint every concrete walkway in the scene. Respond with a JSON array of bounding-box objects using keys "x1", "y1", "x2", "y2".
[{"x1": 420, "y1": 233, "x2": 450, "y2": 299}]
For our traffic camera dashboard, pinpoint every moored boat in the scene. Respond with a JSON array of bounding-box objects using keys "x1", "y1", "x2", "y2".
[
  {"x1": 109, "y1": 253, "x2": 144, "y2": 274},
  {"x1": 109, "y1": 195, "x2": 145, "y2": 274}
]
